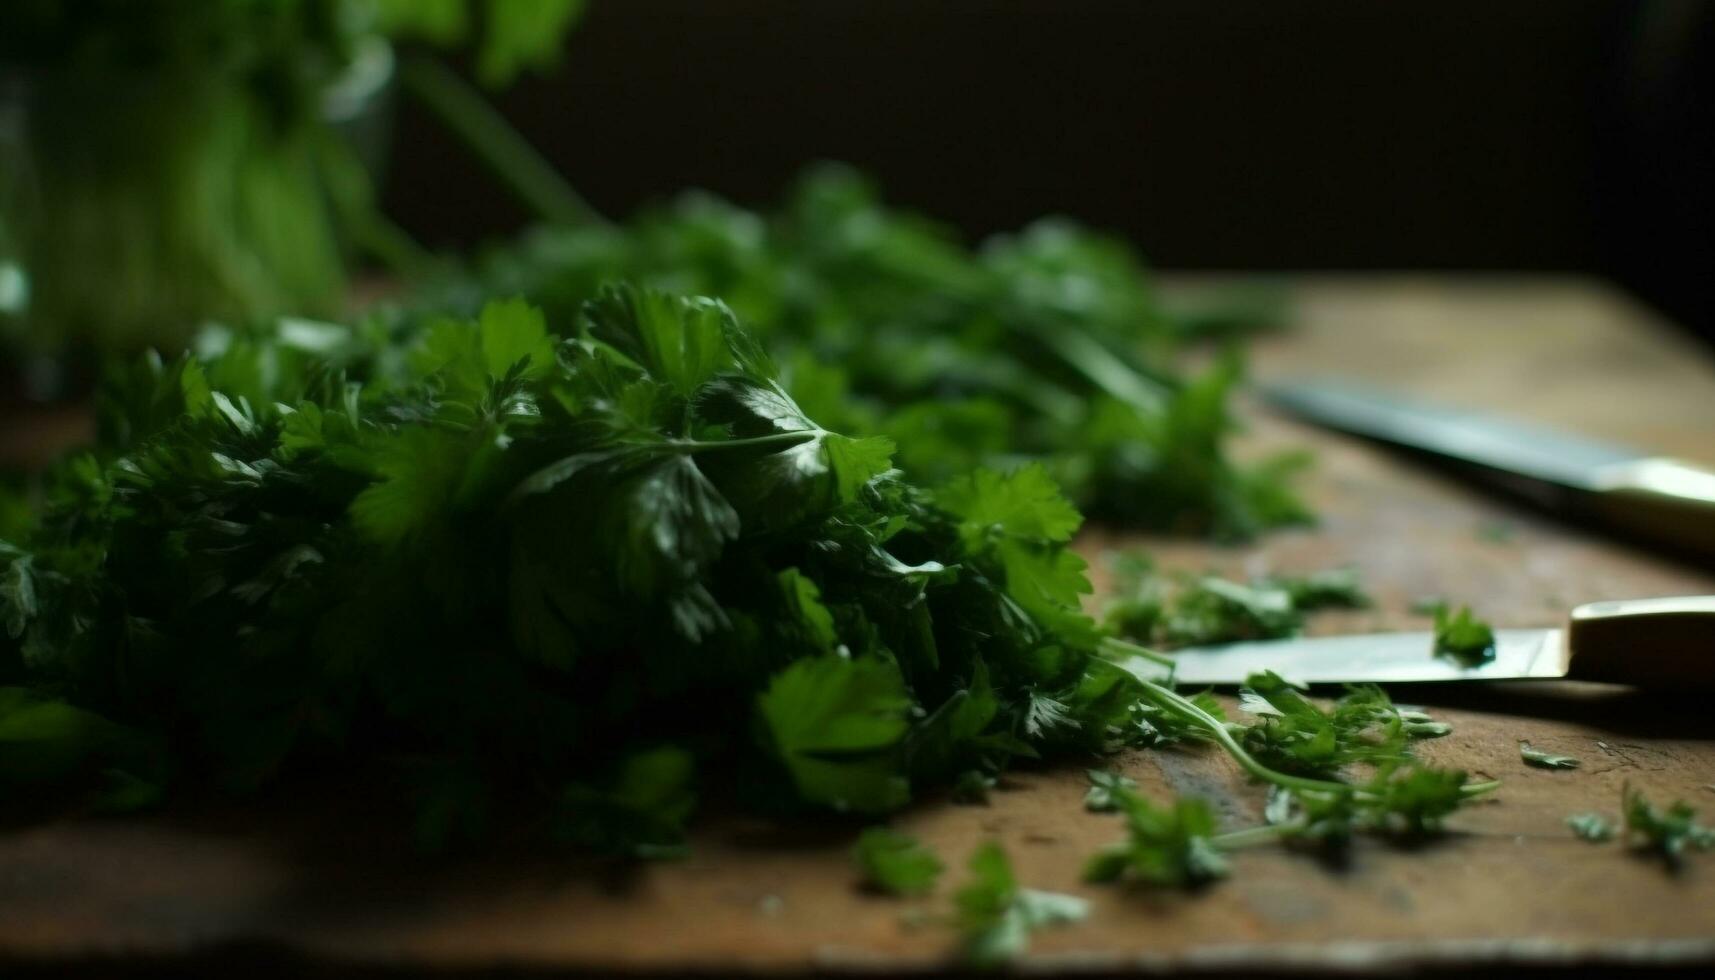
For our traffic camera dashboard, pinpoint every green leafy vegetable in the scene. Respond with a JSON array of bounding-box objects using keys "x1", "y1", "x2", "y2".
[
  {"x1": 955, "y1": 842, "x2": 1088, "y2": 967},
  {"x1": 1078, "y1": 672, "x2": 1490, "y2": 887},
  {"x1": 1270, "y1": 568, "x2": 1370, "y2": 611},
  {"x1": 1566, "y1": 812, "x2": 1615, "y2": 842},
  {"x1": 452, "y1": 166, "x2": 1309, "y2": 538},
  {"x1": 1084, "y1": 769, "x2": 1138, "y2": 813},
  {"x1": 1519, "y1": 741, "x2": 1580, "y2": 770},
  {"x1": 0, "y1": 1, "x2": 590, "y2": 355},
  {"x1": 1432, "y1": 604, "x2": 1496, "y2": 667},
  {"x1": 1237, "y1": 673, "x2": 1449, "y2": 779},
  {"x1": 853, "y1": 827, "x2": 944, "y2": 896},
  {"x1": 1104, "y1": 559, "x2": 1368, "y2": 649},
  {"x1": 1622, "y1": 785, "x2": 1715, "y2": 868},
  {"x1": 1083, "y1": 789, "x2": 1228, "y2": 888},
  {"x1": 0, "y1": 286, "x2": 1144, "y2": 847}
]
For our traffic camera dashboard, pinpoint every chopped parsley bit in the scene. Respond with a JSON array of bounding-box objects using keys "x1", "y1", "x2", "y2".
[
  {"x1": 1519, "y1": 741, "x2": 1580, "y2": 770},
  {"x1": 955, "y1": 842, "x2": 1088, "y2": 967},
  {"x1": 1103, "y1": 559, "x2": 1370, "y2": 650},
  {"x1": 1083, "y1": 769, "x2": 1138, "y2": 812},
  {"x1": 1623, "y1": 785, "x2": 1715, "y2": 868},
  {"x1": 1566, "y1": 812, "x2": 1615, "y2": 842},
  {"x1": 853, "y1": 827, "x2": 944, "y2": 897},
  {"x1": 1432, "y1": 604, "x2": 1496, "y2": 667},
  {"x1": 1083, "y1": 789, "x2": 1229, "y2": 887}
]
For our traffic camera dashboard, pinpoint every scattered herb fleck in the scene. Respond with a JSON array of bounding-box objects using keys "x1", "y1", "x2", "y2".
[
  {"x1": 1103, "y1": 559, "x2": 1369, "y2": 650},
  {"x1": 1519, "y1": 741, "x2": 1580, "y2": 770},
  {"x1": 955, "y1": 842, "x2": 1088, "y2": 967},
  {"x1": 1566, "y1": 812, "x2": 1614, "y2": 842},
  {"x1": 1083, "y1": 788, "x2": 1229, "y2": 888},
  {"x1": 1432, "y1": 604, "x2": 1496, "y2": 667},
  {"x1": 1084, "y1": 769, "x2": 1138, "y2": 813},
  {"x1": 853, "y1": 827, "x2": 944, "y2": 897},
  {"x1": 1622, "y1": 785, "x2": 1715, "y2": 868}
]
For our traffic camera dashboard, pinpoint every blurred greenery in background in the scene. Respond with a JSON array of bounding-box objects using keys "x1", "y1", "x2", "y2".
[{"x1": 0, "y1": 0, "x2": 586, "y2": 360}]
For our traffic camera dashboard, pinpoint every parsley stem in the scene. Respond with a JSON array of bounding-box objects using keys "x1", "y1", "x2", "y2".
[
  {"x1": 1134, "y1": 678, "x2": 1362, "y2": 796},
  {"x1": 1098, "y1": 636, "x2": 1176, "y2": 669},
  {"x1": 1133, "y1": 674, "x2": 1501, "y2": 802},
  {"x1": 400, "y1": 56, "x2": 607, "y2": 227}
]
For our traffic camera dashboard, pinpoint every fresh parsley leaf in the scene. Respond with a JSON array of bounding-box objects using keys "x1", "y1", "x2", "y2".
[
  {"x1": 1433, "y1": 605, "x2": 1495, "y2": 666},
  {"x1": 555, "y1": 746, "x2": 698, "y2": 859},
  {"x1": 1566, "y1": 812, "x2": 1615, "y2": 842},
  {"x1": 956, "y1": 841, "x2": 1088, "y2": 967},
  {"x1": 1622, "y1": 785, "x2": 1715, "y2": 868},
  {"x1": 1266, "y1": 567, "x2": 1370, "y2": 610},
  {"x1": 1103, "y1": 560, "x2": 1365, "y2": 650},
  {"x1": 757, "y1": 654, "x2": 913, "y2": 814},
  {"x1": 1519, "y1": 741, "x2": 1580, "y2": 770},
  {"x1": 1362, "y1": 767, "x2": 1472, "y2": 836},
  {"x1": 853, "y1": 827, "x2": 944, "y2": 896},
  {"x1": 1084, "y1": 769, "x2": 1138, "y2": 812},
  {"x1": 1083, "y1": 788, "x2": 1228, "y2": 888}
]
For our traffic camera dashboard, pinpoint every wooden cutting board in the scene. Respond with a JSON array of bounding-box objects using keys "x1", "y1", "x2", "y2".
[{"x1": 4, "y1": 276, "x2": 1715, "y2": 974}]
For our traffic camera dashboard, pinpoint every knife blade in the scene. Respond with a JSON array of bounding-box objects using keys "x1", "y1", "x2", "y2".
[
  {"x1": 1165, "y1": 595, "x2": 1715, "y2": 687},
  {"x1": 1264, "y1": 381, "x2": 1715, "y2": 559}
]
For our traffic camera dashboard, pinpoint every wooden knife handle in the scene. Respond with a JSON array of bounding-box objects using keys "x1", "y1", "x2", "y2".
[
  {"x1": 1588, "y1": 458, "x2": 1715, "y2": 560},
  {"x1": 1566, "y1": 595, "x2": 1715, "y2": 686}
]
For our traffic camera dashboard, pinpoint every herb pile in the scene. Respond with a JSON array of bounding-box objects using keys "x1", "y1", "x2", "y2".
[
  {"x1": 436, "y1": 166, "x2": 1310, "y2": 538},
  {"x1": 0, "y1": 282, "x2": 1497, "y2": 865},
  {"x1": 0, "y1": 284, "x2": 1228, "y2": 850}
]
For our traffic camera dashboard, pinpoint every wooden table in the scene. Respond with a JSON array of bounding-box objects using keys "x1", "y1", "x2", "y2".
[{"x1": 4, "y1": 276, "x2": 1715, "y2": 975}]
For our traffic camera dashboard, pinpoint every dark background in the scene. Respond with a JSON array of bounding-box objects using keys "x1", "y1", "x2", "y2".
[{"x1": 383, "y1": 0, "x2": 1715, "y2": 343}]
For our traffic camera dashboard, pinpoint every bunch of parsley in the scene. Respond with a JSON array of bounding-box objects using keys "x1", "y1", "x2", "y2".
[
  {"x1": 438, "y1": 166, "x2": 1309, "y2": 538},
  {"x1": 0, "y1": 284, "x2": 1167, "y2": 851}
]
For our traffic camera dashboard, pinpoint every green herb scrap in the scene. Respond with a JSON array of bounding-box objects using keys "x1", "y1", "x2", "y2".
[
  {"x1": 853, "y1": 827, "x2": 944, "y2": 897},
  {"x1": 453, "y1": 166, "x2": 1310, "y2": 538},
  {"x1": 1084, "y1": 769, "x2": 1138, "y2": 813},
  {"x1": 1519, "y1": 741, "x2": 1580, "y2": 770},
  {"x1": 955, "y1": 842, "x2": 1088, "y2": 967},
  {"x1": 1083, "y1": 789, "x2": 1228, "y2": 888},
  {"x1": 1623, "y1": 785, "x2": 1715, "y2": 868},
  {"x1": 1077, "y1": 674, "x2": 1486, "y2": 893},
  {"x1": 1432, "y1": 604, "x2": 1496, "y2": 667},
  {"x1": 1103, "y1": 558, "x2": 1368, "y2": 649},
  {"x1": 0, "y1": 286, "x2": 1138, "y2": 847},
  {"x1": 1566, "y1": 812, "x2": 1615, "y2": 842},
  {"x1": 1237, "y1": 673, "x2": 1450, "y2": 779}
]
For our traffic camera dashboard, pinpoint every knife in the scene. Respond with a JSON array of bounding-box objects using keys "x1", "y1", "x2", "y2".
[
  {"x1": 1168, "y1": 595, "x2": 1715, "y2": 688},
  {"x1": 1265, "y1": 381, "x2": 1715, "y2": 560}
]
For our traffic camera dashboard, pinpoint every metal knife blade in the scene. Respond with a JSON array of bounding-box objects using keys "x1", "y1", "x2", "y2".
[
  {"x1": 1263, "y1": 381, "x2": 1638, "y2": 490},
  {"x1": 1168, "y1": 628, "x2": 1569, "y2": 687},
  {"x1": 1264, "y1": 380, "x2": 1715, "y2": 559}
]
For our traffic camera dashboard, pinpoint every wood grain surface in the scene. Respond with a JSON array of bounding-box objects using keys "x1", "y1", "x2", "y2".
[{"x1": 3, "y1": 275, "x2": 1714, "y2": 975}]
